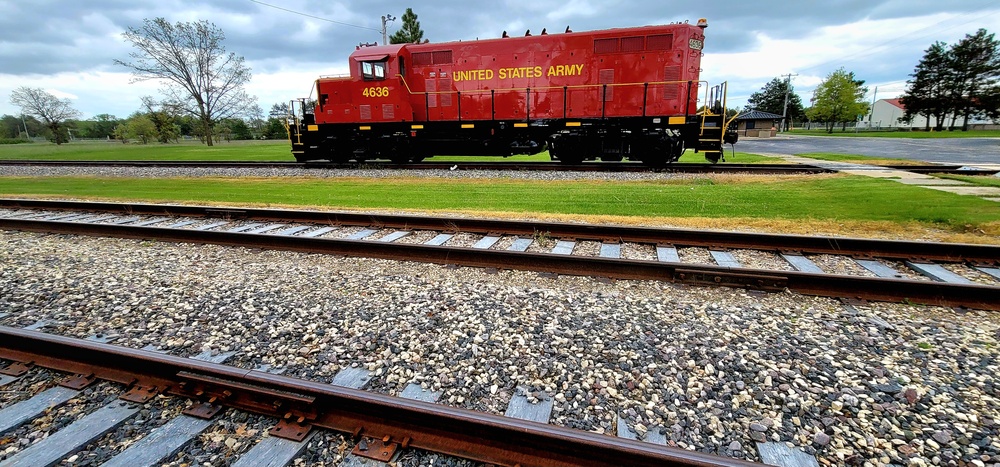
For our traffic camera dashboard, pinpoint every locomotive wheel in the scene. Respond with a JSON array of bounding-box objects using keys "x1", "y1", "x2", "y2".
[
  {"x1": 390, "y1": 154, "x2": 410, "y2": 164},
  {"x1": 601, "y1": 154, "x2": 623, "y2": 162},
  {"x1": 552, "y1": 139, "x2": 584, "y2": 164}
]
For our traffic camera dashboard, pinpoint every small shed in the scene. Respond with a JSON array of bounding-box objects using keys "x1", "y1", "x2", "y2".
[{"x1": 734, "y1": 110, "x2": 782, "y2": 137}]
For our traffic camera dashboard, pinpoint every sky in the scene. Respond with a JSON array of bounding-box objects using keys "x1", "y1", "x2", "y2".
[{"x1": 2, "y1": 0, "x2": 1000, "y2": 120}]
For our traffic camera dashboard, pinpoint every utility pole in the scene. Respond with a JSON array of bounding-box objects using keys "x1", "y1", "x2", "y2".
[
  {"x1": 780, "y1": 73, "x2": 798, "y2": 132},
  {"x1": 20, "y1": 114, "x2": 30, "y2": 139},
  {"x1": 380, "y1": 14, "x2": 396, "y2": 45},
  {"x1": 868, "y1": 86, "x2": 878, "y2": 125}
]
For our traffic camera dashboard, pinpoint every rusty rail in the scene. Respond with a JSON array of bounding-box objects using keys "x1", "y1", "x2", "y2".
[
  {"x1": 2, "y1": 199, "x2": 998, "y2": 263},
  {"x1": 0, "y1": 326, "x2": 762, "y2": 466},
  {"x1": 1, "y1": 216, "x2": 999, "y2": 310}
]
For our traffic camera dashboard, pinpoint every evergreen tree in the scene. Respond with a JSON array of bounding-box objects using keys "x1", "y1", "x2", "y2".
[
  {"x1": 901, "y1": 30, "x2": 1000, "y2": 130},
  {"x1": 390, "y1": 8, "x2": 424, "y2": 44},
  {"x1": 948, "y1": 29, "x2": 1000, "y2": 129},
  {"x1": 745, "y1": 77, "x2": 805, "y2": 129},
  {"x1": 901, "y1": 42, "x2": 951, "y2": 130}
]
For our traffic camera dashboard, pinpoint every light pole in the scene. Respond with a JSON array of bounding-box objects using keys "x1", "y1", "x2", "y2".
[
  {"x1": 780, "y1": 73, "x2": 797, "y2": 132},
  {"x1": 381, "y1": 14, "x2": 395, "y2": 45}
]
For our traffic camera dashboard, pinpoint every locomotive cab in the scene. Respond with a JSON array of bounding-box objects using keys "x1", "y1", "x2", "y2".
[{"x1": 296, "y1": 45, "x2": 419, "y2": 163}]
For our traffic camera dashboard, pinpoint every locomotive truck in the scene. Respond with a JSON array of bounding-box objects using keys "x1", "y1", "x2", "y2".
[{"x1": 287, "y1": 18, "x2": 736, "y2": 166}]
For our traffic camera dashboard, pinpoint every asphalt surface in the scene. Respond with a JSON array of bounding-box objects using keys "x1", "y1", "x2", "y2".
[{"x1": 737, "y1": 135, "x2": 1000, "y2": 165}]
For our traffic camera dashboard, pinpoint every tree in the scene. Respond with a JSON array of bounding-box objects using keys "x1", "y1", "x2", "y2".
[
  {"x1": 9, "y1": 87, "x2": 81, "y2": 144},
  {"x1": 269, "y1": 102, "x2": 290, "y2": 118},
  {"x1": 389, "y1": 8, "x2": 424, "y2": 44},
  {"x1": 115, "y1": 18, "x2": 255, "y2": 147},
  {"x1": 948, "y1": 29, "x2": 1000, "y2": 129},
  {"x1": 140, "y1": 96, "x2": 181, "y2": 143},
  {"x1": 1, "y1": 115, "x2": 23, "y2": 139},
  {"x1": 124, "y1": 114, "x2": 158, "y2": 144},
  {"x1": 806, "y1": 68, "x2": 870, "y2": 133},
  {"x1": 745, "y1": 77, "x2": 805, "y2": 130},
  {"x1": 901, "y1": 30, "x2": 1000, "y2": 130},
  {"x1": 217, "y1": 118, "x2": 252, "y2": 141},
  {"x1": 79, "y1": 114, "x2": 120, "y2": 139},
  {"x1": 901, "y1": 42, "x2": 951, "y2": 130},
  {"x1": 248, "y1": 103, "x2": 265, "y2": 138}
]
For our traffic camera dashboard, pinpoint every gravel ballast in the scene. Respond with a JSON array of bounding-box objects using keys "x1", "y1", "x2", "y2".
[
  {"x1": 0, "y1": 230, "x2": 998, "y2": 466},
  {"x1": 0, "y1": 165, "x2": 713, "y2": 182}
]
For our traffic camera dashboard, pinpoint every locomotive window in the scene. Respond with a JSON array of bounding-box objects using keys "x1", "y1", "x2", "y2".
[
  {"x1": 399, "y1": 56, "x2": 406, "y2": 76},
  {"x1": 361, "y1": 61, "x2": 387, "y2": 80}
]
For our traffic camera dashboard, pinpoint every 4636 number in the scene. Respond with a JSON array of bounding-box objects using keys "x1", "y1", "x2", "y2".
[{"x1": 362, "y1": 86, "x2": 390, "y2": 98}]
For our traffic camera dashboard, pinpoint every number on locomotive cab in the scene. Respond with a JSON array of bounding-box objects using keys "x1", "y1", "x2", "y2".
[{"x1": 362, "y1": 86, "x2": 390, "y2": 98}]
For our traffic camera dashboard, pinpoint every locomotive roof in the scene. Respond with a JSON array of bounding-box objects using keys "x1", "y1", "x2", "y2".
[
  {"x1": 392, "y1": 22, "x2": 702, "y2": 54},
  {"x1": 349, "y1": 43, "x2": 405, "y2": 61}
]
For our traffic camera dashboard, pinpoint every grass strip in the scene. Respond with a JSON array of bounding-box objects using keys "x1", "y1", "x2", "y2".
[
  {"x1": 0, "y1": 141, "x2": 782, "y2": 164},
  {"x1": 0, "y1": 140, "x2": 289, "y2": 161},
  {"x1": 936, "y1": 174, "x2": 1000, "y2": 188},
  {"x1": 1, "y1": 174, "x2": 998, "y2": 233},
  {"x1": 797, "y1": 153, "x2": 930, "y2": 166},
  {"x1": 789, "y1": 129, "x2": 1000, "y2": 138}
]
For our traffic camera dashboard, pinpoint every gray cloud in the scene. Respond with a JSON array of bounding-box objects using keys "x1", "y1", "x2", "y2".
[{"x1": 2, "y1": 0, "x2": 999, "y2": 117}]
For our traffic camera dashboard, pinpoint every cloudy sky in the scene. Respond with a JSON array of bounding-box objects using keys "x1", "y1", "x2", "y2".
[{"x1": 2, "y1": 0, "x2": 999, "y2": 120}]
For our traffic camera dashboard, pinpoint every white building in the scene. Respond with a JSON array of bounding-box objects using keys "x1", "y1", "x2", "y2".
[{"x1": 866, "y1": 98, "x2": 993, "y2": 129}]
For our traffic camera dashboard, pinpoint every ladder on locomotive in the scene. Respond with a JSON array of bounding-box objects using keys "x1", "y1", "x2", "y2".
[{"x1": 697, "y1": 82, "x2": 733, "y2": 162}]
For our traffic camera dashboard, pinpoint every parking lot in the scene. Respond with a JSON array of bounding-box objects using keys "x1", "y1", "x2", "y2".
[{"x1": 738, "y1": 135, "x2": 1000, "y2": 165}]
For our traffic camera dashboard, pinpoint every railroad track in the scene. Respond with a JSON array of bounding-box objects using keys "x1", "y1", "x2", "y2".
[
  {"x1": 1, "y1": 199, "x2": 998, "y2": 310},
  {"x1": 0, "y1": 159, "x2": 831, "y2": 174},
  {"x1": 0, "y1": 325, "x2": 762, "y2": 467}
]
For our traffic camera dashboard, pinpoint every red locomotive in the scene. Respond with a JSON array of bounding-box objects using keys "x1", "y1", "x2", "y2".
[{"x1": 287, "y1": 19, "x2": 735, "y2": 165}]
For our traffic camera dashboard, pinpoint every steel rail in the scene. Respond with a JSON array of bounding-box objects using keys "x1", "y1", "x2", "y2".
[
  {"x1": 0, "y1": 326, "x2": 763, "y2": 467},
  {"x1": 0, "y1": 159, "x2": 830, "y2": 173},
  {"x1": 2, "y1": 217, "x2": 998, "y2": 310},
  {"x1": 2, "y1": 199, "x2": 998, "y2": 263}
]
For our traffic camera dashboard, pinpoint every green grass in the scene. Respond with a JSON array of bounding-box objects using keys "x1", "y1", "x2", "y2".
[
  {"x1": 1, "y1": 174, "x2": 997, "y2": 231},
  {"x1": 790, "y1": 129, "x2": 1000, "y2": 138},
  {"x1": 937, "y1": 174, "x2": 1000, "y2": 188},
  {"x1": 796, "y1": 153, "x2": 930, "y2": 165},
  {"x1": 0, "y1": 139, "x2": 290, "y2": 161},
  {"x1": 0, "y1": 140, "x2": 784, "y2": 164}
]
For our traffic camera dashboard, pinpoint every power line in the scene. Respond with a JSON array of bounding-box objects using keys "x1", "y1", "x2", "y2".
[{"x1": 247, "y1": 0, "x2": 380, "y2": 32}]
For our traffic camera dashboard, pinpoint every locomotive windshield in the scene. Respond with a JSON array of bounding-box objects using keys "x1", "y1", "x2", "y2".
[{"x1": 361, "y1": 61, "x2": 387, "y2": 80}]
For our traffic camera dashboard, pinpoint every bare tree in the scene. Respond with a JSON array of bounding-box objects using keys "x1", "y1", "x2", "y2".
[
  {"x1": 115, "y1": 18, "x2": 254, "y2": 146},
  {"x1": 9, "y1": 86, "x2": 80, "y2": 144}
]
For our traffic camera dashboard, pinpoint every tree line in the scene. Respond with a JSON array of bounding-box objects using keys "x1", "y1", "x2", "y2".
[
  {"x1": 900, "y1": 29, "x2": 1000, "y2": 131},
  {"x1": 743, "y1": 29, "x2": 998, "y2": 133},
  {"x1": 6, "y1": 10, "x2": 431, "y2": 145},
  {"x1": 2, "y1": 94, "x2": 291, "y2": 144}
]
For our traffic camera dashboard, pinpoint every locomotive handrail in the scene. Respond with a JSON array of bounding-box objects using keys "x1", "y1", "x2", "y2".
[
  {"x1": 397, "y1": 75, "x2": 708, "y2": 95},
  {"x1": 397, "y1": 74, "x2": 708, "y2": 122}
]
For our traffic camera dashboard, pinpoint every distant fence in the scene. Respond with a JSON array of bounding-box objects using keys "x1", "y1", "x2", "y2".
[{"x1": 793, "y1": 121, "x2": 1000, "y2": 132}]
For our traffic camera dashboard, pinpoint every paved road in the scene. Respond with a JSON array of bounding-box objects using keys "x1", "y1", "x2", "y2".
[{"x1": 737, "y1": 135, "x2": 1000, "y2": 165}]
